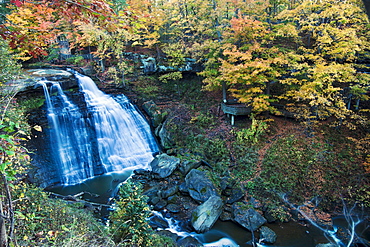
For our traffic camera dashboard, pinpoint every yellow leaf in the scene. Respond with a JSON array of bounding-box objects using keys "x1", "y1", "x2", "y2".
[{"x1": 33, "y1": 125, "x2": 42, "y2": 132}]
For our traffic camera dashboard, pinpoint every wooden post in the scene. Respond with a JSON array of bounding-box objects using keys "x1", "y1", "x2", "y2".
[{"x1": 222, "y1": 81, "x2": 227, "y2": 103}]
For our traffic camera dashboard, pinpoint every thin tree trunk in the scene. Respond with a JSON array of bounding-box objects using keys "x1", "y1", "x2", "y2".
[
  {"x1": 0, "y1": 198, "x2": 7, "y2": 247},
  {"x1": 1, "y1": 173, "x2": 14, "y2": 247}
]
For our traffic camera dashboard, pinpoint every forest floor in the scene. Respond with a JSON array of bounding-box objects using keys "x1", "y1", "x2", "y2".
[
  {"x1": 88, "y1": 70, "x2": 370, "y2": 233},
  {"x1": 120, "y1": 73, "x2": 369, "y2": 213}
]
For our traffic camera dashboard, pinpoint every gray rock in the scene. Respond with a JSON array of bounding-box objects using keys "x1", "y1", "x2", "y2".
[
  {"x1": 133, "y1": 168, "x2": 151, "y2": 176},
  {"x1": 219, "y1": 211, "x2": 232, "y2": 221},
  {"x1": 149, "y1": 215, "x2": 169, "y2": 229},
  {"x1": 16, "y1": 69, "x2": 77, "y2": 94},
  {"x1": 177, "y1": 236, "x2": 203, "y2": 247},
  {"x1": 150, "y1": 196, "x2": 160, "y2": 205},
  {"x1": 157, "y1": 121, "x2": 175, "y2": 149},
  {"x1": 154, "y1": 199, "x2": 168, "y2": 210},
  {"x1": 157, "y1": 230, "x2": 179, "y2": 243},
  {"x1": 179, "y1": 182, "x2": 189, "y2": 194},
  {"x1": 226, "y1": 187, "x2": 244, "y2": 204},
  {"x1": 27, "y1": 69, "x2": 73, "y2": 79},
  {"x1": 178, "y1": 159, "x2": 202, "y2": 175},
  {"x1": 191, "y1": 195, "x2": 223, "y2": 233},
  {"x1": 167, "y1": 204, "x2": 181, "y2": 213},
  {"x1": 185, "y1": 169, "x2": 218, "y2": 203},
  {"x1": 150, "y1": 154, "x2": 180, "y2": 178},
  {"x1": 167, "y1": 195, "x2": 178, "y2": 204},
  {"x1": 260, "y1": 226, "x2": 277, "y2": 243},
  {"x1": 160, "y1": 186, "x2": 179, "y2": 198},
  {"x1": 143, "y1": 186, "x2": 160, "y2": 204},
  {"x1": 232, "y1": 202, "x2": 267, "y2": 231}
]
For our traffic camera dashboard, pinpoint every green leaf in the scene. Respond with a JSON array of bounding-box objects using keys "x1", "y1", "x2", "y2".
[{"x1": 5, "y1": 150, "x2": 15, "y2": 156}]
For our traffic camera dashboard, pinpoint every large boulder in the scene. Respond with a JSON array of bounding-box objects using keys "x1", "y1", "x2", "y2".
[
  {"x1": 150, "y1": 154, "x2": 180, "y2": 178},
  {"x1": 232, "y1": 202, "x2": 266, "y2": 232},
  {"x1": 159, "y1": 185, "x2": 179, "y2": 198},
  {"x1": 191, "y1": 195, "x2": 223, "y2": 233},
  {"x1": 149, "y1": 214, "x2": 169, "y2": 229},
  {"x1": 177, "y1": 236, "x2": 203, "y2": 247},
  {"x1": 178, "y1": 159, "x2": 202, "y2": 175},
  {"x1": 226, "y1": 187, "x2": 244, "y2": 204},
  {"x1": 185, "y1": 169, "x2": 218, "y2": 203},
  {"x1": 259, "y1": 226, "x2": 277, "y2": 243}
]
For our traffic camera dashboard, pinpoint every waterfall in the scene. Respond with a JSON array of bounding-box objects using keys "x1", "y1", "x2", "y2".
[
  {"x1": 75, "y1": 72, "x2": 159, "y2": 173},
  {"x1": 39, "y1": 73, "x2": 159, "y2": 186},
  {"x1": 40, "y1": 80, "x2": 96, "y2": 185}
]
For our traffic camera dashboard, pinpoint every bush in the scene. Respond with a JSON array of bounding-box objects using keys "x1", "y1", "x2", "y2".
[
  {"x1": 0, "y1": 39, "x2": 21, "y2": 84},
  {"x1": 12, "y1": 182, "x2": 113, "y2": 246},
  {"x1": 109, "y1": 179, "x2": 175, "y2": 246}
]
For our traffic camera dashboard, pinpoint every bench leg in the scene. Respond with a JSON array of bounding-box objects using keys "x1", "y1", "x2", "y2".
[{"x1": 231, "y1": 115, "x2": 234, "y2": 125}]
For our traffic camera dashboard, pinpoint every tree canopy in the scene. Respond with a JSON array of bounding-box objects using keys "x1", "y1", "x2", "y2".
[{"x1": 0, "y1": 0, "x2": 369, "y2": 127}]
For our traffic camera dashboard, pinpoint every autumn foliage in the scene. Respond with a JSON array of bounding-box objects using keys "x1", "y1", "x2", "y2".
[{"x1": 0, "y1": 0, "x2": 369, "y2": 127}]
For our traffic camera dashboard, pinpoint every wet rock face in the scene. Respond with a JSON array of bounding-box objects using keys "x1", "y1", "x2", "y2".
[
  {"x1": 142, "y1": 100, "x2": 167, "y2": 128},
  {"x1": 191, "y1": 195, "x2": 223, "y2": 233},
  {"x1": 16, "y1": 69, "x2": 78, "y2": 96},
  {"x1": 184, "y1": 169, "x2": 219, "y2": 203},
  {"x1": 176, "y1": 236, "x2": 203, "y2": 247},
  {"x1": 150, "y1": 153, "x2": 180, "y2": 178},
  {"x1": 259, "y1": 226, "x2": 277, "y2": 243},
  {"x1": 27, "y1": 69, "x2": 73, "y2": 79},
  {"x1": 156, "y1": 120, "x2": 175, "y2": 150},
  {"x1": 232, "y1": 202, "x2": 267, "y2": 232}
]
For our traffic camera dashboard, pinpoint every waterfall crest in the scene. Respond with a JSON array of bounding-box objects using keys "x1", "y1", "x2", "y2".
[{"x1": 40, "y1": 73, "x2": 159, "y2": 186}]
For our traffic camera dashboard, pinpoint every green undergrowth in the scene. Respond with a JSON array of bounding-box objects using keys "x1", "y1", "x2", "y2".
[
  {"x1": 11, "y1": 182, "x2": 113, "y2": 246},
  {"x1": 258, "y1": 134, "x2": 370, "y2": 209},
  {"x1": 9, "y1": 180, "x2": 175, "y2": 246},
  {"x1": 110, "y1": 179, "x2": 176, "y2": 246},
  {"x1": 134, "y1": 73, "x2": 370, "y2": 212}
]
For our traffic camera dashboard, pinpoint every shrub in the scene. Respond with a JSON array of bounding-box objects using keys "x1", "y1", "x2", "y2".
[
  {"x1": 109, "y1": 179, "x2": 175, "y2": 246},
  {"x1": 12, "y1": 183, "x2": 112, "y2": 246}
]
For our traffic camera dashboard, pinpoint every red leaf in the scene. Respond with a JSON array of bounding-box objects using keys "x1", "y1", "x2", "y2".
[{"x1": 10, "y1": 0, "x2": 22, "y2": 7}]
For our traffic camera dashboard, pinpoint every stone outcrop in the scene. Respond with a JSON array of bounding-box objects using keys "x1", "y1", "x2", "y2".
[
  {"x1": 191, "y1": 195, "x2": 223, "y2": 233},
  {"x1": 150, "y1": 154, "x2": 180, "y2": 178},
  {"x1": 15, "y1": 69, "x2": 78, "y2": 95},
  {"x1": 259, "y1": 226, "x2": 277, "y2": 243},
  {"x1": 156, "y1": 120, "x2": 175, "y2": 150},
  {"x1": 232, "y1": 202, "x2": 267, "y2": 232},
  {"x1": 184, "y1": 169, "x2": 218, "y2": 203},
  {"x1": 178, "y1": 159, "x2": 202, "y2": 175},
  {"x1": 142, "y1": 100, "x2": 167, "y2": 128},
  {"x1": 177, "y1": 236, "x2": 203, "y2": 247}
]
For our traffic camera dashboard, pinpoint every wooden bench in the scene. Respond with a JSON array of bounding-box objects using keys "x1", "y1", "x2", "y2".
[{"x1": 221, "y1": 102, "x2": 252, "y2": 125}]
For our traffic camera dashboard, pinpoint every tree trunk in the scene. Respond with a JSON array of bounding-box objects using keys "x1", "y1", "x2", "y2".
[{"x1": 0, "y1": 197, "x2": 7, "y2": 247}]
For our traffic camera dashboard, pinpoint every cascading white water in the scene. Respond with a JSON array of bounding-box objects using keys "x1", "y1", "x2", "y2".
[
  {"x1": 40, "y1": 80, "x2": 95, "y2": 185},
  {"x1": 151, "y1": 211, "x2": 240, "y2": 247},
  {"x1": 40, "y1": 73, "x2": 158, "y2": 186},
  {"x1": 75, "y1": 72, "x2": 159, "y2": 174}
]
